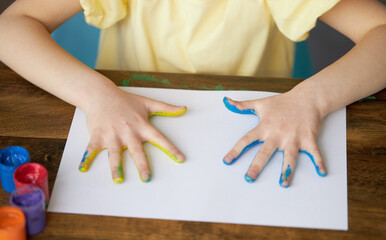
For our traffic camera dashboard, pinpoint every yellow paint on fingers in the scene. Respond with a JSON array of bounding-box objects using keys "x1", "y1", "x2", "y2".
[{"x1": 148, "y1": 108, "x2": 187, "y2": 117}]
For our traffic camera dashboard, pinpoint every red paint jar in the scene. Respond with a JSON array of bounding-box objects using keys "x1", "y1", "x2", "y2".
[{"x1": 13, "y1": 163, "x2": 49, "y2": 204}]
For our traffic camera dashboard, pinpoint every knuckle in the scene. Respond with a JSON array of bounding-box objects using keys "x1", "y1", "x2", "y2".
[
  {"x1": 129, "y1": 145, "x2": 144, "y2": 155},
  {"x1": 87, "y1": 143, "x2": 100, "y2": 150},
  {"x1": 258, "y1": 146, "x2": 272, "y2": 156},
  {"x1": 240, "y1": 134, "x2": 255, "y2": 145},
  {"x1": 259, "y1": 148, "x2": 270, "y2": 156},
  {"x1": 285, "y1": 150, "x2": 298, "y2": 160},
  {"x1": 152, "y1": 131, "x2": 165, "y2": 141},
  {"x1": 108, "y1": 146, "x2": 122, "y2": 153},
  {"x1": 123, "y1": 116, "x2": 146, "y2": 129},
  {"x1": 249, "y1": 164, "x2": 261, "y2": 175},
  {"x1": 302, "y1": 129, "x2": 318, "y2": 140},
  {"x1": 138, "y1": 163, "x2": 149, "y2": 171},
  {"x1": 228, "y1": 149, "x2": 240, "y2": 159}
]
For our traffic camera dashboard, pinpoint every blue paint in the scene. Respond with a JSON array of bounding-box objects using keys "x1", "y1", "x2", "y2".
[
  {"x1": 80, "y1": 150, "x2": 88, "y2": 163},
  {"x1": 223, "y1": 139, "x2": 262, "y2": 165},
  {"x1": 244, "y1": 173, "x2": 255, "y2": 183},
  {"x1": 299, "y1": 150, "x2": 327, "y2": 177},
  {"x1": 223, "y1": 97, "x2": 256, "y2": 115},
  {"x1": 279, "y1": 164, "x2": 292, "y2": 187}
]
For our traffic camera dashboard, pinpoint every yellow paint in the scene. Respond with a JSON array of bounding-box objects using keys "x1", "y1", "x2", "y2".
[
  {"x1": 148, "y1": 141, "x2": 184, "y2": 163},
  {"x1": 79, "y1": 149, "x2": 102, "y2": 172},
  {"x1": 148, "y1": 108, "x2": 187, "y2": 117},
  {"x1": 113, "y1": 177, "x2": 124, "y2": 184}
]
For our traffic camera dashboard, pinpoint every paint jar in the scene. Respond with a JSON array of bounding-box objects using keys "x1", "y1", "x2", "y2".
[
  {"x1": 0, "y1": 206, "x2": 26, "y2": 240},
  {"x1": 14, "y1": 163, "x2": 50, "y2": 205},
  {"x1": 10, "y1": 186, "x2": 46, "y2": 235},
  {"x1": 0, "y1": 146, "x2": 30, "y2": 193}
]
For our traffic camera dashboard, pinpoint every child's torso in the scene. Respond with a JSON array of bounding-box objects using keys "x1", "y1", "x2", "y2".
[{"x1": 94, "y1": 0, "x2": 294, "y2": 77}]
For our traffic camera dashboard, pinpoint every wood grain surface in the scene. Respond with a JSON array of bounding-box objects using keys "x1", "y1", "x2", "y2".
[{"x1": 0, "y1": 66, "x2": 385, "y2": 239}]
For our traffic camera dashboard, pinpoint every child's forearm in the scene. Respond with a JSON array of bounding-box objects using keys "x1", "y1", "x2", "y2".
[
  {"x1": 0, "y1": 14, "x2": 117, "y2": 111},
  {"x1": 290, "y1": 24, "x2": 386, "y2": 117}
]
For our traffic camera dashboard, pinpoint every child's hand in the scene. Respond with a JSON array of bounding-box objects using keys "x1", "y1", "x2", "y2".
[
  {"x1": 223, "y1": 91, "x2": 327, "y2": 188},
  {"x1": 78, "y1": 88, "x2": 187, "y2": 183}
]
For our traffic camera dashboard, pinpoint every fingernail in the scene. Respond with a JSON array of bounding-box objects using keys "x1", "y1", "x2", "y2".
[
  {"x1": 176, "y1": 153, "x2": 185, "y2": 163},
  {"x1": 223, "y1": 155, "x2": 233, "y2": 165},
  {"x1": 244, "y1": 173, "x2": 255, "y2": 183},
  {"x1": 141, "y1": 172, "x2": 152, "y2": 183},
  {"x1": 279, "y1": 174, "x2": 290, "y2": 188},
  {"x1": 279, "y1": 175, "x2": 290, "y2": 188},
  {"x1": 316, "y1": 166, "x2": 327, "y2": 177}
]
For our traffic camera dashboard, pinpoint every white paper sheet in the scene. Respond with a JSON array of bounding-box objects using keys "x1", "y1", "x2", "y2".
[{"x1": 48, "y1": 87, "x2": 347, "y2": 230}]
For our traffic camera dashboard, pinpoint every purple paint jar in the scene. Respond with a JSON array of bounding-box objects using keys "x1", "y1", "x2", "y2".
[{"x1": 10, "y1": 186, "x2": 46, "y2": 235}]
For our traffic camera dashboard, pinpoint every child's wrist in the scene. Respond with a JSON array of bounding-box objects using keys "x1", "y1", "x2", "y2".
[
  {"x1": 288, "y1": 81, "x2": 332, "y2": 119},
  {"x1": 78, "y1": 77, "x2": 120, "y2": 112}
]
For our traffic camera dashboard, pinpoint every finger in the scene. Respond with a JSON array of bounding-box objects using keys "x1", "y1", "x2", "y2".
[
  {"x1": 300, "y1": 148, "x2": 327, "y2": 177},
  {"x1": 79, "y1": 139, "x2": 103, "y2": 172},
  {"x1": 127, "y1": 141, "x2": 152, "y2": 183},
  {"x1": 223, "y1": 97, "x2": 256, "y2": 115},
  {"x1": 147, "y1": 99, "x2": 187, "y2": 117},
  {"x1": 108, "y1": 147, "x2": 124, "y2": 184},
  {"x1": 300, "y1": 136, "x2": 327, "y2": 177},
  {"x1": 244, "y1": 141, "x2": 277, "y2": 183},
  {"x1": 279, "y1": 147, "x2": 298, "y2": 188},
  {"x1": 146, "y1": 126, "x2": 185, "y2": 163},
  {"x1": 223, "y1": 128, "x2": 262, "y2": 165}
]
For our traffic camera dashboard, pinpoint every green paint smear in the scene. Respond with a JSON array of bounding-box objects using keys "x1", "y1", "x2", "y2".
[
  {"x1": 198, "y1": 84, "x2": 249, "y2": 91},
  {"x1": 199, "y1": 84, "x2": 225, "y2": 90},
  {"x1": 116, "y1": 163, "x2": 123, "y2": 177},
  {"x1": 122, "y1": 75, "x2": 250, "y2": 91},
  {"x1": 122, "y1": 79, "x2": 131, "y2": 86},
  {"x1": 359, "y1": 95, "x2": 376, "y2": 102},
  {"x1": 122, "y1": 73, "x2": 171, "y2": 86}
]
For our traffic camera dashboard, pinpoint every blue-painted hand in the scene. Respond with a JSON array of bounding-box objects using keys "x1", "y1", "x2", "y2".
[{"x1": 222, "y1": 94, "x2": 327, "y2": 188}]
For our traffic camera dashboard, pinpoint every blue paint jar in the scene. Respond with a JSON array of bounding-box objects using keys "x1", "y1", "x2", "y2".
[{"x1": 0, "y1": 146, "x2": 30, "y2": 192}]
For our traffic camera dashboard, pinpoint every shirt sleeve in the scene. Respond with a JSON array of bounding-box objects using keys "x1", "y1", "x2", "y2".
[
  {"x1": 80, "y1": 0, "x2": 128, "y2": 28},
  {"x1": 265, "y1": 0, "x2": 340, "y2": 42}
]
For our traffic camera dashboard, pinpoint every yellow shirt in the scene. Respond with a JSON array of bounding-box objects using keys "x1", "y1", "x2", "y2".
[{"x1": 80, "y1": 0, "x2": 339, "y2": 77}]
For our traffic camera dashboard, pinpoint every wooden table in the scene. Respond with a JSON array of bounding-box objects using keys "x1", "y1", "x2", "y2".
[{"x1": 0, "y1": 66, "x2": 385, "y2": 239}]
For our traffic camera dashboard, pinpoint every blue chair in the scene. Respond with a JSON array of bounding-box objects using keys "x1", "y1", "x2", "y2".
[
  {"x1": 52, "y1": 12, "x2": 314, "y2": 78},
  {"x1": 292, "y1": 40, "x2": 315, "y2": 79},
  {"x1": 51, "y1": 12, "x2": 100, "y2": 68}
]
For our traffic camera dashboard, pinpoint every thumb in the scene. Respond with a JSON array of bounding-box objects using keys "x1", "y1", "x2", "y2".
[
  {"x1": 223, "y1": 97, "x2": 257, "y2": 115},
  {"x1": 147, "y1": 99, "x2": 187, "y2": 117}
]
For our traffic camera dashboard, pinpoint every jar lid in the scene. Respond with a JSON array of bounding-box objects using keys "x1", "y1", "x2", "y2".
[{"x1": 0, "y1": 206, "x2": 26, "y2": 230}]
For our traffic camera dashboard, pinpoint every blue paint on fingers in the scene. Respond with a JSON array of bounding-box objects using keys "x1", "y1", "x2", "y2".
[
  {"x1": 279, "y1": 164, "x2": 292, "y2": 188},
  {"x1": 244, "y1": 173, "x2": 255, "y2": 183},
  {"x1": 223, "y1": 97, "x2": 256, "y2": 115},
  {"x1": 299, "y1": 150, "x2": 327, "y2": 177},
  {"x1": 223, "y1": 139, "x2": 262, "y2": 165}
]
